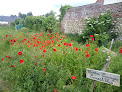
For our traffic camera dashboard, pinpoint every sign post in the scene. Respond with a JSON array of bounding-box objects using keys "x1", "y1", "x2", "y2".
[
  {"x1": 86, "y1": 56, "x2": 120, "y2": 92},
  {"x1": 109, "y1": 39, "x2": 114, "y2": 50}
]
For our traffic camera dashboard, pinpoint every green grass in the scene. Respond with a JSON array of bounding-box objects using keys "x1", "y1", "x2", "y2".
[{"x1": 0, "y1": 26, "x2": 122, "y2": 92}]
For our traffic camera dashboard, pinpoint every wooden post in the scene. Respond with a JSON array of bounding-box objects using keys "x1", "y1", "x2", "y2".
[
  {"x1": 109, "y1": 39, "x2": 114, "y2": 50},
  {"x1": 91, "y1": 56, "x2": 111, "y2": 92}
]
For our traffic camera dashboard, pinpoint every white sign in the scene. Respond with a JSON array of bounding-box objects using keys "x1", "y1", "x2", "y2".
[{"x1": 86, "y1": 68, "x2": 120, "y2": 87}]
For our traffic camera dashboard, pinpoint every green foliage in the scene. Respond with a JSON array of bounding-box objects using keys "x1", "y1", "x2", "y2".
[
  {"x1": 25, "y1": 16, "x2": 44, "y2": 30},
  {"x1": 18, "y1": 12, "x2": 27, "y2": 19},
  {"x1": 10, "y1": 21, "x2": 15, "y2": 27},
  {"x1": 59, "y1": 5, "x2": 72, "y2": 22},
  {"x1": 66, "y1": 33, "x2": 85, "y2": 44},
  {"x1": 81, "y1": 10, "x2": 118, "y2": 46},
  {"x1": 27, "y1": 12, "x2": 33, "y2": 16},
  {"x1": 44, "y1": 10, "x2": 55, "y2": 17},
  {"x1": 15, "y1": 18, "x2": 21, "y2": 25},
  {"x1": 42, "y1": 15, "x2": 56, "y2": 33}
]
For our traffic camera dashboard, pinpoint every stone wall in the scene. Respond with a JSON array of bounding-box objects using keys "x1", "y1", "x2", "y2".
[{"x1": 61, "y1": 0, "x2": 122, "y2": 35}]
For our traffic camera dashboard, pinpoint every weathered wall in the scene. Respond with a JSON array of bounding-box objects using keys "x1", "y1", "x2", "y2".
[{"x1": 61, "y1": 0, "x2": 122, "y2": 35}]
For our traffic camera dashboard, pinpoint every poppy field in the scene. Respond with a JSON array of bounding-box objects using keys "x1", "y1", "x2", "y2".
[{"x1": 0, "y1": 26, "x2": 122, "y2": 92}]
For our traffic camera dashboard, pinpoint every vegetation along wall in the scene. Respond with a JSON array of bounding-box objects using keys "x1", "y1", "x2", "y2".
[{"x1": 61, "y1": 0, "x2": 122, "y2": 35}]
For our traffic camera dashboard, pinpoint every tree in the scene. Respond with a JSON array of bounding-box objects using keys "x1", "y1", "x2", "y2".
[
  {"x1": 59, "y1": 5, "x2": 72, "y2": 22},
  {"x1": 27, "y1": 12, "x2": 33, "y2": 16},
  {"x1": 45, "y1": 10, "x2": 55, "y2": 17},
  {"x1": 15, "y1": 18, "x2": 21, "y2": 25},
  {"x1": 42, "y1": 15, "x2": 56, "y2": 33},
  {"x1": 18, "y1": 12, "x2": 27, "y2": 19}
]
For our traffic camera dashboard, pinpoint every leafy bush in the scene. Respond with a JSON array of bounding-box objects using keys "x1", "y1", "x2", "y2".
[
  {"x1": 81, "y1": 10, "x2": 119, "y2": 46},
  {"x1": 10, "y1": 21, "x2": 15, "y2": 27},
  {"x1": 42, "y1": 15, "x2": 56, "y2": 33},
  {"x1": 25, "y1": 16, "x2": 44, "y2": 31}
]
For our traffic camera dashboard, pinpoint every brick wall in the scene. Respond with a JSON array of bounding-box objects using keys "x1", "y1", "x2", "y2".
[{"x1": 61, "y1": 0, "x2": 122, "y2": 35}]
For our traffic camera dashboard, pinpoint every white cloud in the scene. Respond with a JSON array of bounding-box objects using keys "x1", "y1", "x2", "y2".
[{"x1": 0, "y1": 0, "x2": 98, "y2": 16}]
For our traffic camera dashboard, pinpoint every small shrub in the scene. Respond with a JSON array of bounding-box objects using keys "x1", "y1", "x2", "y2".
[{"x1": 81, "y1": 10, "x2": 118, "y2": 46}]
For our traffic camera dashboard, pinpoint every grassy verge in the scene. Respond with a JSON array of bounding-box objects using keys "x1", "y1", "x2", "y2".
[{"x1": 0, "y1": 26, "x2": 122, "y2": 92}]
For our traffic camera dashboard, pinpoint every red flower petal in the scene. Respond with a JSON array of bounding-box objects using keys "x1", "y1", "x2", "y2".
[
  {"x1": 85, "y1": 53, "x2": 89, "y2": 58},
  {"x1": 85, "y1": 50, "x2": 87, "y2": 53},
  {"x1": 1, "y1": 58, "x2": 3, "y2": 61},
  {"x1": 19, "y1": 60, "x2": 24, "y2": 63},
  {"x1": 68, "y1": 43, "x2": 72, "y2": 47},
  {"x1": 90, "y1": 35, "x2": 93, "y2": 38},
  {"x1": 72, "y1": 76, "x2": 75, "y2": 80},
  {"x1": 91, "y1": 38, "x2": 93, "y2": 41},
  {"x1": 54, "y1": 89, "x2": 57, "y2": 92},
  {"x1": 90, "y1": 41, "x2": 93, "y2": 43},
  {"x1": 8, "y1": 56, "x2": 11, "y2": 59},
  {"x1": 86, "y1": 44, "x2": 89, "y2": 47},
  {"x1": 42, "y1": 55, "x2": 45, "y2": 58},
  {"x1": 11, "y1": 65, "x2": 14, "y2": 67},
  {"x1": 58, "y1": 44, "x2": 60, "y2": 46},
  {"x1": 18, "y1": 51, "x2": 22, "y2": 56},
  {"x1": 34, "y1": 55, "x2": 37, "y2": 57},
  {"x1": 53, "y1": 49, "x2": 56, "y2": 52},
  {"x1": 42, "y1": 68, "x2": 46, "y2": 71},
  {"x1": 43, "y1": 49, "x2": 46, "y2": 53},
  {"x1": 64, "y1": 43, "x2": 67, "y2": 46},
  {"x1": 94, "y1": 48, "x2": 98, "y2": 52}
]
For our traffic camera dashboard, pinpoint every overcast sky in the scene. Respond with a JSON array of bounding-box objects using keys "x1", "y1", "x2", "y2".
[{"x1": 0, "y1": 0, "x2": 122, "y2": 16}]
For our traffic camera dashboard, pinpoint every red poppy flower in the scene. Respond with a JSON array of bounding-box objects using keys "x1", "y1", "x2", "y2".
[
  {"x1": 91, "y1": 38, "x2": 93, "y2": 41},
  {"x1": 42, "y1": 55, "x2": 45, "y2": 58},
  {"x1": 11, "y1": 65, "x2": 14, "y2": 68},
  {"x1": 94, "y1": 48, "x2": 98, "y2": 52},
  {"x1": 5, "y1": 56, "x2": 7, "y2": 58},
  {"x1": 1, "y1": 58, "x2": 3, "y2": 61},
  {"x1": 72, "y1": 76, "x2": 75, "y2": 80},
  {"x1": 68, "y1": 43, "x2": 72, "y2": 47},
  {"x1": 5, "y1": 35, "x2": 8, "y2": 37},
  {"x1": 90, "y1": 41, "x2": 93, "y2": 43},
  {"x1": 85, "y1": 53, "x2": 89, "y2": 58},
  {"x1": 11, "y1": 43, "x2": 14, "y2": 45},
  {"x1": 87, "y1": 48, "x2": 89, "y2": 50},
  {"x1": 58, "y1": 44, "x2": 60, "y2": 46},
  {"x1": 85, "y1": 50, "x2": 87, "y2": 53},
  {"x1": 90, "y1": 35, "x2": 93, "y2": 37},
  {"x1": 86, "y1": 44, "x2": 89, "y2": 47},
  {"x1": 9, "y1": 40, "x2": 12, "y2": 42},
  {"x1": 42, "y1": 68, "x2": 46, "y2": 71},
  {"x1": 13, "y1": 39, "x2": 16, "y2": 42},
  {"x1": 18, "y1": 51, "x2": 22, "y2": 56},
  {"x1": 64, "y1": 43, "x2": 67, "y2": 46},
  {"x1": 53, "y1": 49, "x2": 56, "y2": 52},
  {"x1": 34, "y1": 55, "x2": 37, "y2": 57},
  {"x1": 79, "y1": 48, "x2": 81, "y2": 50},
  {"x1": 75, "y1": 48, "x2": 78, "y2": 51},
  {"x1": 8, "y1": 56, "x2": 11, "y2": 59},
  {"x1": 43, "y1": 49, "x2": 46, "y2": 53},
  {"x1": 54, "y1": 89, "x2": 57, "y2": 92},
  {"x1": 19, "y1": 60, "x2": 24, "y2": 63}
]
